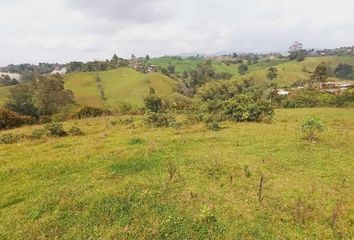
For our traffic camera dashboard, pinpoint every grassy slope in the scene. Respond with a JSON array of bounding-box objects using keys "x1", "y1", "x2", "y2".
[
  {"x1": 64, "y1": 68, "x2": 177, "y2": 109},
  {"x1": 0, "y1": 86, "x2": 12, "y2": 105},
  {"x1": 234, "y1": 56, "x2": 354, "y2": 87},
  {"x1": 148, "y1": 57, "x2": 203, "y2": 73},
  {"x1": 0, "y1": 108, "x2": 353, "y2": 239}
]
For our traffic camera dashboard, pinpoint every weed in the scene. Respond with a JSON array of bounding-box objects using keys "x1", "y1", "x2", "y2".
[
  {"x1": 300, "y1": 116, "x2": 325, "y2": 141},
  {"x1": 128, "y1": 138, "x2": 144, "y2": 145},
  {"x1": 31, "y1": 129, "x2": 46, "y2": 139},
  {"x1": 68, "y1": 125, "x2": 84, "y2": 136},
  {"x1": 0, "y1": 133, "x2": 22, "y2": 144},
  {"x1": 167, "y1": 161, "x2": 178, "y2": 180},
  {"x1": 244, "y1": 165, "x2": 252, "y2": 178},
  {"x1": 44, "y1": 122, "x2": 67, "y2": 137}
]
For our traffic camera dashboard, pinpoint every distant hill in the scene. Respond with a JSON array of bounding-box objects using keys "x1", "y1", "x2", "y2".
[
  {"x1": 231, "y1": 56, "x2": 354, "y2": 86},
  {"x1": 64, "y1": 68, "x2": 177, "y2": 109},
  {"x1": 1, "y1": 56, "x2": 353, "y2": 108}
]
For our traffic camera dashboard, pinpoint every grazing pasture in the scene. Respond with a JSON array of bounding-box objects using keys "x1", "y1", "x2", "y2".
[{"x1": 0, "y1": 108, "x2": 353, "y2": 239}]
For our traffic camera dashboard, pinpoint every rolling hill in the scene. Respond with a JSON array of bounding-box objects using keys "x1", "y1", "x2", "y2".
[
  {"x1": 230, "y1": 56, "x2": 354, "y2": 86},
  {"x1": 1, "y1": 56, "x2": 353, "y2": 109},
  {"x1": 64, "y1": 68, "x2": 177, "y2": 109}
]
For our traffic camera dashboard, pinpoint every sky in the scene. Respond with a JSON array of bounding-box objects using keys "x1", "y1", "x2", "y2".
[{"x1": 0, "y1": 0, "x2": 353, "y2": 66}]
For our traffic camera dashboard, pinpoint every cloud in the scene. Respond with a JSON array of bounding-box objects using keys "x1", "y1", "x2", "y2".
[
  {"x1": 0, "y1": 0, "x2": 353, "y2": 65},
  {"x1": 64, "y1": 0, "x2": 170, "y2": 23}
]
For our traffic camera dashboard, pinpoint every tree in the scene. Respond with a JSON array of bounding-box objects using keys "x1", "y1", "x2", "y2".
[
  {"x1": 289, "y1": 41, "x2": 306, "y2": 61},
  {"x1": 232, "y1": 52, "x2": 238, "y2": 58},
  {"x1": 334, "y1": 63, "x2": 353, "y2": 79},
  {"x1": 167, "y1": 63, "x2": 175, "y2": 74},
  {"x1": 161, "y1": 67, "x2": 169, "y2": 76},
  {"x1": 145, "y1": 54, "x2": 150, "y2": 61},
  {"x1": 310, "y1": 62, "x2": 328, "y2": 83},
  {"x1": 112, "y1": 54, "x2": 118, "y2": 65},
  {"x1": 5, "y1": 74, "x2": 74, "y2": 117},
  {"x1": 0, "y1": 75, "x2": 18, "y2": 86},
  {"x1": 6, "y1": 84, "x2": 37, "y2": 117},
  {"x1": 143, "y1": 93, "x2": 163, "y2": 112},
  {"x1": 238, "y1": 63, "x2": 248, "y2": 75},
  {"x1": 131, "y1": 54, "x2": 136, "y2": 60},
  {"x1": 267, "y1": 67, "x2": 278, "y2": 80}
]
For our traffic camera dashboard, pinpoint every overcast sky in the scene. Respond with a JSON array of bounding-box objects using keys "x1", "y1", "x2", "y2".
[{"x1": 0, "y1": 0, "x2": 353, "y2": 66}]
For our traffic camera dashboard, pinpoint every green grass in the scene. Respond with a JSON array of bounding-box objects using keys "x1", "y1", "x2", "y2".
[
  {"x1": 148, "y1": 56, "x2": 204, "y2": 73},
  {"x1": 0, "y1": 86, "x2": 13, "y2": 106},
  {"x1": 233, "y1": 56, "x2": 354, "y2": 87},
  {"x1": 0, "y1": 108, "x2": 353, "y2": 239},
  {"x1": 64, "y1": 68, "x2": 177, "y2": 109}
]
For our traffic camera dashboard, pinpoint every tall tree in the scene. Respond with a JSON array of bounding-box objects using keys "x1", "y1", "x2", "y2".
[
  {"x1": 310, "y1": 62, "x2": 328, "y2": 83},
  {"x1": 289, "y1": 41, "x2": 306, "y2": 61},
  {"x1": 112, "y1": 54, "x2": 118, "y2": 65}
]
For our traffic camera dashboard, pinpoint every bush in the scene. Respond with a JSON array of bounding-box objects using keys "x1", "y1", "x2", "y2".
[
  {"x1": 68, "y1": 126, "x2": 84, "y2": 136},
  {"x1": 334, "y1": 63, "x2": 353, "y2": 79},
  {"x1": 0, "y1": 133, "x2": 22, "y2": 144},
  {"x1": 44, "y1": 122, "x2": 67, "y2": 137},
  {"x1": 300, "y1": 117, "x2": 325, "y2": 141},
  {"x1": 223, "y1": 95, "x2": 274, "y2": 122},
  {"x1": 143, "y1": 111, "x2": 175, "y2": 127},
  {"x1": 76, "y1": 106, "x2": 111, "y2": 119},
  {"x1": 31, "y1": 129, "x2": 46, "y2": 139},
  {"x1": 0, "y1": 108, "x2": 33, "y2": 130},
  {"x1": 143, "y1": 94, "x2": 163, "y2": 112}
]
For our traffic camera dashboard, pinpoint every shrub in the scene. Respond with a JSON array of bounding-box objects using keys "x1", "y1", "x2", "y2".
[
  {"x1": 0, "y1": 108, "x2": 32, "y2": 130},
  {"x1": 143, "y1": 111, "x2": 175, "y2": 127},
  {"x1": 201, "y1": 113, "x2": 221, "y2": 131},
  {"x1": 334, "y1": 63, "x2": 353, "y2": 79},
  {"x1": 300, "y1": 117, "x2": 325, "y2": 141},
  {"x1": 76, "y1": 106, "x2": 111, "y2": 119},
  {"x1": 68, "y1": 126, "x2": 84, "y2": 136},
  {"x1": 143, "y1": 94, "x2": 163, "y2": 112},
  {"x1": 31, "y1": 129, "x2": 46, "y2": 139},
  {"x1": 0, "y1": 133, "x2": 22, "y2": 144},
  {"x1": 224, "y1": 95, "x2": 274, "y2": 122},
  {"x1": 44, "y1": 122, "x2": 67, "y2": 137}
]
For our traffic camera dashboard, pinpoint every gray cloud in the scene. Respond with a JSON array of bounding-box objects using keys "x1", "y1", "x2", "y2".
[
  {"x1": 65, "y1": 0, "x2": 170, "y2": 23},
  {"x1": 0, "y1": 0, "x2": 353, "y2": 65}
]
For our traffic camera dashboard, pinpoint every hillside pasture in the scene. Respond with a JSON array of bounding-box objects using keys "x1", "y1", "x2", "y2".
[{"x1": 0, "y1": 108, "x2": 353, "y2": 239}]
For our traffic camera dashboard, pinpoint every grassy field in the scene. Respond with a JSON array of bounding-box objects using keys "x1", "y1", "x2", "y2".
[
  {"x1": 64, "y1": 68, "x2": 177, "y2": 109},
  {"x1": 148, "y1": 57, "x2": 204, "y2": 73},
  {"x1": 233, "y1": 56, "x2": 354, "y2": 87},
  {"x1": 0, "y1": 108, "x2": 353, "y2": 239}
]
